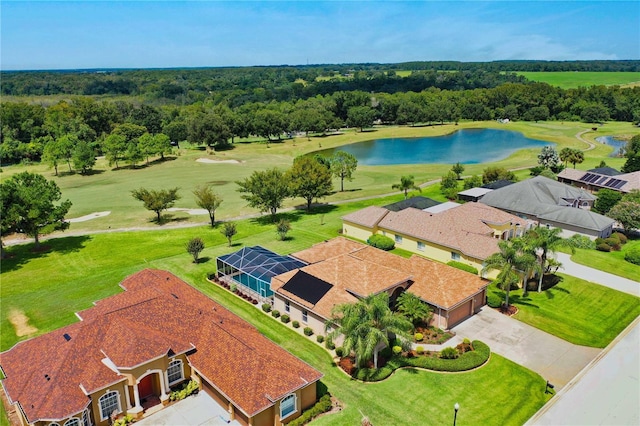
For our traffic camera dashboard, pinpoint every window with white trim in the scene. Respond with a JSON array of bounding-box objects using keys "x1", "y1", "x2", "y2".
[
  {"x1": 280, "y1": 394, "x2": 297, "y2": 419},
  {"x1": 395, "y1": 234, "x2": 402, "y2": 244},
  {"x1": 99, "y1": 391, "x2": 121, "y2": 421},
  {"x1": 82, "y1": 409, "x2": 92, "y2": 426},
  {"x1": 302, "y1": 309, "x2": 308, "y2": 323},
  {"x1": 284, "y1": 300, "x2": 290, "y2": 313},
  {"x1": 49, "y1": 423, "x2": 60, "y2": 426},
  {"x1": 64, "y1": 419, "x2": 80, "y2": 426},
  {"x1": 167, "y1": 359, "x2": 184, "y2": 385},
  {"x1": 451, "y1": 252, "x2": 460, "y2": 261},
  {"x1": 417, "y1": 241, "x2": 425, "y2": 251}
]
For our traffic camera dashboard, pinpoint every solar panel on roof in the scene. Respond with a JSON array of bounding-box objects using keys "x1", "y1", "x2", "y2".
[
  {"x1": 583, "y1": 173, "x2": 597, "y2": 183},
  {"x1": 590, "y1": 174, "x2": 602, "y2": 183},
  {"x1": 613, "y1": 180, "x2": 627, "y2": 189},
  {"x1": 281, "y1": 271, "x2": 333, "y2": 305},
  {"x1": 596, "y1": 176, "x2": 608, "y2": 185},
  {"x1": 603, "y1": 179, "x2": 616, "y2": 187},
  {"x1": 580, "y1": 172, "x2": 593, "y2": 181}
]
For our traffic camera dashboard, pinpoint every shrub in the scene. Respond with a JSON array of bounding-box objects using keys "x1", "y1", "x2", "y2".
[
  {"x1": 392, "y1": 345, "x2": 403, "y2": 355},
  {"x1": 367, "y1": 234, "x2": 395, "y2": 251},
  {"x1": 316, "y1": 335, "x2": 325, "y2": 343},
  {"x1": 595, "y1": 237, "x2": 606, "y2": 246},
  {"x1": 463, "y1": 338, "x2": 471, "y2": 345},
  {"x1": 416, "y1": 346, "x2": 424, "y2": 354},
  {"x1": 304, "y1": 327, "x2": 314, "y2": 336},
  {"x1": 447, "y1": 261, "x2": 479, "y2": 275},
  {"x1": 596, "y1": 243, "x2": 612, "y2": 252},
  {"x1": 113, "y1": 415, "x2": 135, "y2": 426},
  {"x1": 604, "y1": 237, "x2": 621, "y2": 251},
  {"x1": 613, "y1": 232, "x2": 628, "y2": 244},
  {"x1": 335, "y1": 347, "x2": 344, "y2": 357},
  {"x1": 271, "y1": 310, "x2": 281, "y2": 318},
  {"x1": 169, "y1": 380, "x2": 199, "y2": 401},
  {"x1": 569, "y1": 234, "x2": 596, "y2": 250},
  {"x1": 326, "y1": 340, "x2": 336, "y2": 350},
  {"x1": 287, "y1": 394, "x2": 333, "y2": 426},
  {"x1": 291, "y1": 320, "x2": 300, "y2": 328},
  {"x1": 230, "y1": 283, "x2": 237, "y2": 293},
  {"x1": 487, "y1": 292, "x2": 502, "y2": 308},
  {"x1": 281, "y1": 314, "x2": 290, "y2": 323},
  {"x1": 261, "y1": 303, "x2": 271, "y2": 313},
  {"x1": 625, "y1": 247, "x2": 640, "y2": 265},
  {"x1": 414, "y1": 332, "x2": 424, "y2": 341},
  {"x1": 440, "y1": 347, "x2": 459, "y2": 359}
]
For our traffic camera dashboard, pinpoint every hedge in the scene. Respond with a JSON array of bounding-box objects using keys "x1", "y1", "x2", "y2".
[
  {"x1": 487, "y1": 292, "x2": 503, "y2": 308},
  {"x1": 286, "y1": 394, "x2": 333, "y2": 426},
  {"x1": 447, "y1": 261, "x2": 479, "y2": 275},
  {"x1": 353, "y1": 341, "x2": 490, "y2": 382},
  {"x1": 367, "y1": 234, "x2": 395, "y2": 251}
]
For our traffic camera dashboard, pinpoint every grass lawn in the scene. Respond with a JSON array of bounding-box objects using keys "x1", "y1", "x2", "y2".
[
  {"x1": 1, "y1": 121, "x2": 636, "y2": 233},
  {"x1": 568, "y1": 239, "x2": 640, "y2": 282},
  {"x1": 488, "y1": 274, "x2": 640, "y2": 348},
  {"x1": 517, "y1": 71, "x2": 640, "y2": 89}
]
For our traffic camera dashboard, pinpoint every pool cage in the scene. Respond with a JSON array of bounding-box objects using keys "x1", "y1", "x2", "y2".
[{"x1": 216, "y1": 246, "x2": 307, "y2": 300}]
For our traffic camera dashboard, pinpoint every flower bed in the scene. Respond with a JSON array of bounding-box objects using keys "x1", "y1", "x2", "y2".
[
  {"x1": 209, "y1": 276, "x2": 259, "y2": 305},
  {"x1": 340, "y1": 340, "x2": 490, "y2": 382},
  {"x1": 413, "y1": 325, "x2": 454, "y2": 344}
]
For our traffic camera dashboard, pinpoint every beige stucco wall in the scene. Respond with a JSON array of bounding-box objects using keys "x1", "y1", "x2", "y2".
[
  {"x1": 273, "y1": 294, "x2": 327, "y2": 337},
  {"x1": 342, "y1": 222, "x2": 375, "y2": 242},
  {"x1": 88, "y1": 380, "x2": 129, "y2": 426}
]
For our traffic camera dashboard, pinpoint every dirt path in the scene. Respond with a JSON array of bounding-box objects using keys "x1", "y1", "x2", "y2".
[{"x1": 575, "y1": 130, "x2": 596, "y2": 151}]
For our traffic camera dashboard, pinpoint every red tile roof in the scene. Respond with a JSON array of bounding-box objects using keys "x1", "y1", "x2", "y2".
[{"x1": 0, "y1": 269, "x2": 322, "y2": 422}]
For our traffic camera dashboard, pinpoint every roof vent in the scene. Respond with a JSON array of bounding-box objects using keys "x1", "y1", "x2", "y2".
[
  {"x1": 44, "y1": 374, "x2": 50, "y2": 381},
  {"x1": 63, "y1": 333, "x2": 71, "y2": 341},
  {"x1": 171, "y1": 293, "x2": 179, "y2": 299}
]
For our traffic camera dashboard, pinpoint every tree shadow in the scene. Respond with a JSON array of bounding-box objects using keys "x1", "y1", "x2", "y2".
[
  {"x1": 155, "y1": 214, "x2": 190, "y2": 225},
  {"x1": 81, "y1": 169, "x2": 105, "y2": 176},
  {"x1": 1, "y1": 236, "x2": 91, "y2": 273},
  {"x1": 196, "y1": 256, "x2": 211, "y2": 264}
]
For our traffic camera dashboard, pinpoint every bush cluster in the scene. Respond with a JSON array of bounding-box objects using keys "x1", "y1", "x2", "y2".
[
  {"x1": 596, "y1": 233, "x2": 627, "y2": 252},
  {"x1": 625, "y1": 247, "x2": 640, "y2": 265},
  {"x1": 286, "y1": 394, "x2": 333, "y2": 426},
  {"x1": 261, "y1": 303, "x2": 272, "y2": 313},
  {"x1": 169, "y1": 380, "x2": 199, "y2": 401},
  {"x1": 569, "y1": 234, "x2": 596, "y2": 250},
  {"x1": 440, "y1": 347, "x2": 459, "y2": 359},
  {"x1": 596, "y1": 242, "x2": 612, "y2": 252},
  {"x1": 113, "y1": 415, "x2": 135, "y2": 426},
  {"x1": 281, "y1": 314, "x2": 291, "y2": 323},
  {"x1": 446, "y1": 261, "x2": 479, "y2": 275},
  {"x1": 352, "y1": 341, "x2": 490, "y2": 382},
  {"x1": 304, "y1": 327, "x2": 314, "y2": 336},
  {"x1": 367, "y1": 234, "x2": 395, "y2": 251}
]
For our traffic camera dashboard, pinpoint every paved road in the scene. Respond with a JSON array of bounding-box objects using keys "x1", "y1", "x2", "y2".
[
  {"x1": 527, "y1": 317, "x2": 640, "y2": 426},
  {"x1": 556, "y1": 253, "x2": 639, "y2": 296},
  {"x1": 450, "y1": 307, "x2": 600, "y2": 390}
]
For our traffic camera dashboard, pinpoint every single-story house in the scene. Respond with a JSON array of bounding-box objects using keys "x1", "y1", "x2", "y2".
[
  {"x1": 271, "y1": 237, "x2": 489, "y2": 334},
  {"x1": 341, "y1": 201, "x2": 527, "y2": 277},
  {"x1": 480, "y1": 175, "x2": 615, "y2": 238},
  {"x1": 0, "y1": 269, "x2": 322, "y2": 426},
  {"x1": 557, "y1": 169, "x2": 640, "y2": 194}
]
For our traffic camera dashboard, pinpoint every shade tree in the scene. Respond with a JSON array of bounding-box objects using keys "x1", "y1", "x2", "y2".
[
  {"x1": 392, "y1": 175, "x2": 421, "y2": 199},
  {"x1": 131, "y1": 187, "x2": 181, "y2": 222},
  {"x1": 330, "y1": 151, "x2": 358, "y2": 192},
  {"x1": 193, "y1": 185, "x2": 223, "y2": 228},
  {"x1": 236, "y1": 168, "x2": 290, "y2": 220},
  {"x1": 287, "y1": 156, "x2": 333, "y2": 211}
]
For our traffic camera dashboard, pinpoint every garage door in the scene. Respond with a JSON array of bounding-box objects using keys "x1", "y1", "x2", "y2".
[{"x1": 448, "y1": 300, "x2": 472, "y2": 328}]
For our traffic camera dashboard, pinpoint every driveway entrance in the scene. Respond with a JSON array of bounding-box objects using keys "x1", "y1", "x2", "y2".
[
  {"x1": 451, "y1": 307, "x2": 601, "y2": 389},
  {"x1": 135, "y1": 391, "x2": 242, "y2": 426}
]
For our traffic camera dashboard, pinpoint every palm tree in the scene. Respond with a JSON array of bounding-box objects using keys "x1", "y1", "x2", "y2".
[
  {"x1": 396, "y1": 291, "x2": 432, "y2": 331},
  {"x1": 482, "y1": 240, "x2": 536, "y2": 308},
  {"x1": 392, "y1": 175, "x2": 421, "y2": 199},
  {"x1": 511, "y1": 235, "x2": 542, "y2": 297},
  {"x1": 528, "y1": 226, "x2": 575, "y2": 292},
  {"x1": 325, "y1": 293, "x2": 412, "y2": 368}
]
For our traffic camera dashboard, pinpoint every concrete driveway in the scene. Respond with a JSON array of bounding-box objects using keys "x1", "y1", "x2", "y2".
[
  {"x1": 135, "y1": 391, "x2": 241, "y2": 426},
  {"x1": 556, "y1": 253, "x2": 639, "y2": 297},
  {"x1": 451, "y1": 307, "x2": 600, "y2": 389}
]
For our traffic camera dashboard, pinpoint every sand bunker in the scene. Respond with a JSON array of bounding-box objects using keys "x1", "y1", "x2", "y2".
[
  {"x1": 66, "y1": 211, "x2": 111, "y2": 223},
  {"x1": 8, "y1": 308, "x2": 38, "y2": 337},
  {"x1": 196, "y1": 158, "x2": 241, "y2": 164},
  {"x1": 167, "y1": 208, "x2": 209, "y2": 216}
]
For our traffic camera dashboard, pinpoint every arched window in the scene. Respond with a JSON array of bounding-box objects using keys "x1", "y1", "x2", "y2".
[
  {"x1": 98, "y1": 391, "x2": 121, "y2": 421},
  {"x1": 64, "y1": 419, "x2": 80, "y2": 426},
  {"x1": 167, "y1": 359, "x2": 184, "y2": 385},
  {"x1": 49, "y1": 423, "x2": 60, "y2": 426},
  {"x1": 280, "y1": 394, "x2": 297, "y2": 419}
]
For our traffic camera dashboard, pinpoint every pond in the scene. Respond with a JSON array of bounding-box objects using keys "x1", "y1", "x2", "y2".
[
  {"x1": 319, "y1": 129, "x2": 551, "y2": 165},
  {"x1": 596, "y1": 135, "x2": 627, "y2": 157}
]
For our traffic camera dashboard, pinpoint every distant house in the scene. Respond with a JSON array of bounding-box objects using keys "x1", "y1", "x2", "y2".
[
  {"x1": 341, "y1": 202, "x2": 527, "y2": 277},
  {"x1": 480, "y1": 175, "x2": 615, "y2": 238},
  {"x1": 271, "y1": 238, "x2": 488, "y2": 333},
  {"x1": 457, "y1": 187, "x2": 493, "y2": 202},
  {"x1": 0, "y1": 270, "x2": 322, "y2": 426},
  {"x1": 481, "y1": 180, "x2": 515, "y2": 190},
  {"x1": 557, "y1": 169, "x2": 640, "y2": 194},
  {"x1": 383, "y1": 196, "x2": 441, "y2": 212}
]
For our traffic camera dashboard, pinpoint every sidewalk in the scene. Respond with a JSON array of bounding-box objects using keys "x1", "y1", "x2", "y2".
[{"x1": 556, "y1": 253, "x2": 639, "y2": 296}]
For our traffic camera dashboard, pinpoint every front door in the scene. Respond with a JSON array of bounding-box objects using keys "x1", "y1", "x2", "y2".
[{"x1": 139, "y1": 374, "x2": 154, "y2": 399}]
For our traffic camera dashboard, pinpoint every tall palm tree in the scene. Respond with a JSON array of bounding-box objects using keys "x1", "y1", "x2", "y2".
[
  {"x1": 528, "y1": 226, "x2": 575, "y2": 292},
  {"x1": 326, "y1": 293, "x2": 412, "y2": 368},
  {"x1": 482, "y1": 240, "x2": 537, "y2": 308},
  {"x1": 392, "y1": 175, "x2": 421, "y2": 200},
  {"x1": 511, "y1": 235, "x2": 542, "y2": 297}
]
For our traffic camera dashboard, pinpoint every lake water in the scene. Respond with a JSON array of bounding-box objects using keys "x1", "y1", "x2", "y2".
[
  {"x1": 596, "y1": 136, "x2": 626, "y2": 157},
  {"x1": 319, "y1": 129, "x2": 551, "y2": 165}
]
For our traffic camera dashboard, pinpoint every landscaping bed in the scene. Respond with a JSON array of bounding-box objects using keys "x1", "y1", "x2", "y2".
[
  {"x1": 208, "y1": 274, "x2": 259, "y2": 305},
  {"x1": 338, "y1": 340, "x2": 490, "y2": 382},
  {"x1": 413, "y1": 325, "x2": 454, "y2": 344}
]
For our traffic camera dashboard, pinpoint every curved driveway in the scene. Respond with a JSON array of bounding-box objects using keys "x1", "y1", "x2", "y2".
[{"x1": 555, "y1": 253, "x2": 639, "y2": 296}]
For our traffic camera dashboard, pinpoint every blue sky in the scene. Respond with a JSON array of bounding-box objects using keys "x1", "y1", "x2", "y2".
[{"x1": 2, "y1": 1, "x2": 638, "y2": 70}]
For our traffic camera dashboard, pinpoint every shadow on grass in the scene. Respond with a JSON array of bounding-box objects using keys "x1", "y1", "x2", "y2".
[
  {"x1": 250, "y1": 204, "x2": 338, "y2": 226},
  {"x1": 1, "y1": 236, "x2": 91, "y2": 273},
  {"x1": 196, "y1": 256, "x2": 211, "y2": 264}
]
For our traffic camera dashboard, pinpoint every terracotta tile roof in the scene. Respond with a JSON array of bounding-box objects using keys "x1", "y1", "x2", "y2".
[
  {"x1": 292, "y1": 237, "x2": 367, "y2": 264},
  {"x1": 341, "y1": 206, "x2": 390, "y2": 228},
  {"x1": 377, "y1": 203, "x2": 522, "y2": 260},
  {"x1": 274, "y1": 239, "x2": 488, "y2": 318},
  {"x1": 0, "y1": 270, "x2": 322, "y2": 422}
]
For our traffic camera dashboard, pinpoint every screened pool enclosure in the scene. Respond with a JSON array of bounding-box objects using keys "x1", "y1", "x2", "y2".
[{"x1": 216, "y1": 246, "x2": 307, "y2": 298}]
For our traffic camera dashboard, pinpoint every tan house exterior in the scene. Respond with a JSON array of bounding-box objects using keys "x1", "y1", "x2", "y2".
[
  {"x1": 0, "y1": 270, "x2": 322, "y2": 426},
  {"x1": 271, "y1": 238, "x2": 489, "y2": 333},
  {"x1": 342, "y1": 202, "x2": 527, "y2": 278}
]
